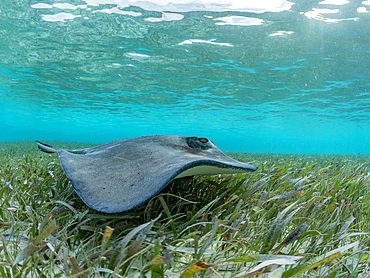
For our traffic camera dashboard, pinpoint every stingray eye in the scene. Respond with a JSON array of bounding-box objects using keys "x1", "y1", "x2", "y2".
[{"x1": 186, "y1": 137, "x2": 212, "y2": 150}]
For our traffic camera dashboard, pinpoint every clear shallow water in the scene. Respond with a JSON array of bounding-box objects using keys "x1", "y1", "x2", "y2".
[{"x1": 0, "y1": 0, "x2": 369, "y2": 154}]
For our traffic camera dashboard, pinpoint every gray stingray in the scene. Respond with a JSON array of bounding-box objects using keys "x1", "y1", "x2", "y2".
[{"x1": 36, "y1": 135, "x2": 258, "y2": 213}]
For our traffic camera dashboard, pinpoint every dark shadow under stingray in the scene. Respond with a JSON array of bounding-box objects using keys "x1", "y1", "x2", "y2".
[{"x1": 36, "y1": 135, "x2": 258, "y2": 213}]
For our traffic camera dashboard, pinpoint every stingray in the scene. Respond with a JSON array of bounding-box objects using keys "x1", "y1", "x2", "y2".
[{"x1": 36, "y1": 135, "x2": 258, "y2": 213}]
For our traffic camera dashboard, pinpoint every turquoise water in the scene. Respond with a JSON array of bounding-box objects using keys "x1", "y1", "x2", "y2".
[{"x1": 0, "y1": 0, "x2": 369, "y2": 154}]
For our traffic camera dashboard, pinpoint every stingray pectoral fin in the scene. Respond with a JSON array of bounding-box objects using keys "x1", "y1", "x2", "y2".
[
  {"x1": 58, "y1": 152, "x2": 185, "y2": 213},
  {"x1": 36, "y1": 141, "x2": 58, "y2": 154},
  {"x1": 70, "y1": 176, "x2": 174, "y2": 213}
]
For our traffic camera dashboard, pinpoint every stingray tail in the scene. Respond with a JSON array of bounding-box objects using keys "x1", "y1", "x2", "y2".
[{"x1": 36, "y1": 141, "x2": 58, "y2": 154}]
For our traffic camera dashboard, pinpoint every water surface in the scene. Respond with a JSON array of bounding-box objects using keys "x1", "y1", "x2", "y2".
[{"x1": 0, "y1": 0, "x2": 369, "y2": 154}]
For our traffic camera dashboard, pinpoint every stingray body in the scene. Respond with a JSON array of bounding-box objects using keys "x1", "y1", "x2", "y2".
[{"x1": 36, "y1": 135, "x2": 258, "y2": 213}]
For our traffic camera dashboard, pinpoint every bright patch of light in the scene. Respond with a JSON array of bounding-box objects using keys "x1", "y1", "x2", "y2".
[
  {"x1": 214, "y1": 16, "x2": 264, "y2": 26},
  {"x1": 178, "y1": 39, "x2": 233, "y2": 47},
  {"x1": 53, "y1": 3, "x2": 79, "y2": 9},
  {"x1": 304, "y1": 8, "x2": 338, "y2": 21},
  {"x1": 145, "y1": 12, "x2": 184, "y2": 22},
  {"x1": 41, "y1": 12, "x2": 81, "y2": 22},
  {"x1": 128, "y1": 53, "x2": 151, "y2": 57},
  {"x1": 357, "y1": 7, "x2": 368, "y2": 13},
  {"x1": 362, "y1": 0, "x2": 370, "y2": 5},
  {"x1": 93, "y1": 7, "x2": 141, "y2": 16},
  {"x1": 162, "y1": 12, "x2": 184, "y2": 21},
  {"x1": 269, "y1": 31, "x2": 294, "y2": 36},
  {"x1": 307, "y1": 8, "x2": 340, "y2": 16},
  {"x1": 145, "y1": 17, "x2": 162, "y2": 22},
  {"x1": 304, "y1": 8, "x2": 359, "y2": 23},
  {"x1": 319, "y1": 0, "x2": 349, "y2": 5},
  {"x1": 31, "y1": 3, "x2": 52, "y2": 8}
]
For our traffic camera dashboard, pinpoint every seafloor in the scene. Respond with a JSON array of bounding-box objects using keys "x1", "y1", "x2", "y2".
[{"x1": 0, "y1": 141, "x2": 369, "y2": 277}]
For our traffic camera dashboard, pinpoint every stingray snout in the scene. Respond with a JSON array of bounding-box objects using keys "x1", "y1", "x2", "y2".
[{"x1": 243, "y1": 164, "x2": 258, "y2": 171}]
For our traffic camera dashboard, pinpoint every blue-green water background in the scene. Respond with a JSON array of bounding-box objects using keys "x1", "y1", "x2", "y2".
[{"x1": 0, "y1": 0, "x2": 369, "y2": 154}]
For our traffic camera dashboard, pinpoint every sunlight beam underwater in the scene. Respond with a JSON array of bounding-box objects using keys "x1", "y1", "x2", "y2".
[{"x1": 36, "y1": 135, "x2": 258, "y2": 213}]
